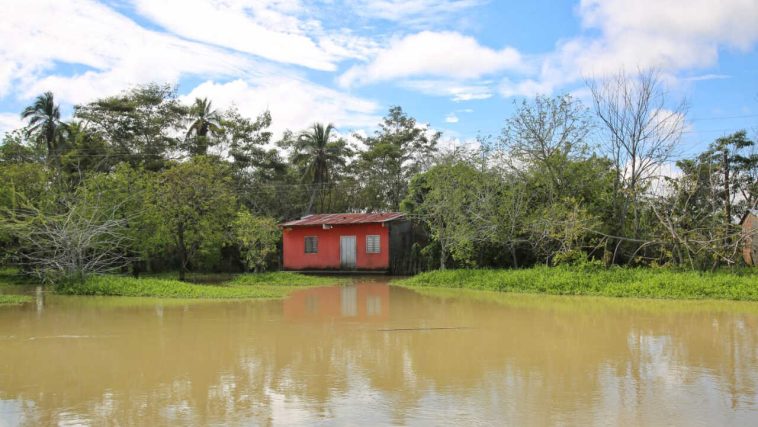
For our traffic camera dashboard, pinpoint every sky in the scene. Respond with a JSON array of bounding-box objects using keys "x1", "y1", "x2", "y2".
[{"x1": 1, "y1": 0, "x2": 758, "y2": 156}]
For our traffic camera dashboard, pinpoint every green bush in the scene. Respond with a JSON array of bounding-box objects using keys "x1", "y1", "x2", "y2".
[
  {"x1": 55, "y1": 272, "x2": 339, "y2": 299},
  {"x1": 0, "y1": 295, "x2": 31, "y2": 306},
  {"x1": 394, "y1": 267, "x2": 758, "y2": 301}
]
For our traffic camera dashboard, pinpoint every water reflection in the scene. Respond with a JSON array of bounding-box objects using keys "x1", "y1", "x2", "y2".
[
  {"x1": 0, "y1": 282, "x2": 756, "y2": 425},
  {"x1": 283, "y1": 284, "x2": 389, "y2": 321}
]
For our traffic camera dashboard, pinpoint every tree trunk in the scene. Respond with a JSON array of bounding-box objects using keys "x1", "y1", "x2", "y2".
[
  {"x1": 305, "y1": 182, "x2": 319, "y2": 215},
  {"x1": 510, "y1": 244, "x2": 518, "y2": 268},
  {"x1": 723, "y1": 149, "x2": 731, "y2": 256},
  {"x1": 440, "y1": 242, "x2": 447, "y2": 270},
  {"x1": 177, "y1": 222, "x2": 187, "y2": 281}
]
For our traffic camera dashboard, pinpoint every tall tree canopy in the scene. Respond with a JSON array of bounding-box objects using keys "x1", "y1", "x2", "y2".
[
  {"x1": 186, "y1": 97, "x2": 223, "y2": 156},
  {"x1": 288, "y1": 123, "x2": 352, "y2": 214},
  {"x1": 21, "y1": 91, "x2": 67, "y2": 166},
  {"x1": 357, "y1": 106, "x2": 439, "y2": 211}
]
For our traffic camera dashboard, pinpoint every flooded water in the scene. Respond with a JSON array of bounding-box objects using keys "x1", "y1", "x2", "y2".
[{"x1": 1, "y1": 279, "x2": 757, "y2": 426}]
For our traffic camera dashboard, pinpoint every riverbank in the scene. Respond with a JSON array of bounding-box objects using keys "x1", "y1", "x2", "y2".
[
  {"x1": 394, "y1": 267, "x2": 758, "y2": 301},
  {"x1": 1, "y1": 269, "x2": 340, "y2": 300}
]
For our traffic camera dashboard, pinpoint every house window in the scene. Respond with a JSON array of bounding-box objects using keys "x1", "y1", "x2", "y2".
[
  {"x1": 305, "y1": 236, "x2": 318, "y2": 253},
  {"x1": 366, "y1": 235, "x2": 380, "y2": 254}
]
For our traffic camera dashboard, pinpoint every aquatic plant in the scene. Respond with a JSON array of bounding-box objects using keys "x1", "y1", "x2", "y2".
[
  {"x1": 54, "y1": 272, "x2": 339, "y2": 299},
  {"x1": 394, "y1": 267, "x2": 758, "y2": 301}
]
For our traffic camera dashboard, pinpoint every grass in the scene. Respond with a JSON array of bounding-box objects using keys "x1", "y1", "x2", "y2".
[
  {"x1": 0, "y1": 268, "x2": 35, "y2": 286},
  {"x1": 0, "y1": 295, "x2": 32, "y2": 306},
  {"x1": 394, "y1": 266, "x2": 758, "y2": 301},
  {"x1": 54, "y1": 272, "x2": 341, "y2": 299}
]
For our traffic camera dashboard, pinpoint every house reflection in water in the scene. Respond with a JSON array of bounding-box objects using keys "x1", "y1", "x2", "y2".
[{"x1": 283, "y1": 283, "x2": 390, "y2": 321}]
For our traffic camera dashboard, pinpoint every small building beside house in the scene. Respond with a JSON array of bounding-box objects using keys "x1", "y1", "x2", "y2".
[
  {"x1": 279, "y1": 213, "x2": 411, "y2": 273},
  {"x1": 741, "y1": 210, "x2": 758, "y2": 266}
]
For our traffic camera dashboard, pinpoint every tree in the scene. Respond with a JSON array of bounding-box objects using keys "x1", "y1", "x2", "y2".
[
  {"x1": 0, "y1": 129, "x2": 46, "y2": 165},
  {"x1": 148, "y1": 156, "x2": 236, "y2": 281},
  {"x1": 288, "y1": 123, "x2": 352, "y2": 214},
  {"x1": 357, "y1": 107, "x2": 439, "y2": 211},
  {"x1": 501, "y1": 94, "x2": 592, "y2": 203},
  {"x1": 588, "y1": 69, "x2": 687, "y2": 262},
  {"x1": 0, "y1": 163, "x2": 51, "y2": 264},
  {"x1": 58, "y1": 122, "x2": 112, "y2": 189},
  {"x1": 402, "y1": 159, "x2": 493, "y2": 269},
  {"x1": 21, "y1": 91, "x2": 67, "y2": 166},
  {"x1": 704, "y1": 131, "x2": 757, "y2": 221},
  {"x1": 222, "y1": 108, "x2": 274, "y2": 171},
  {"x1": 186, "y1": 97, "x2": 223, "y2": 156},
  {"x1": 232, "y1": 210, "x2": 280, "y2": 272},
  {"x1": 77, "y1": 164, "x2": 157, "y2": 277},
  {"x1": 655, "y1": 131, "x2": 757, "y2": 269},
  {"x1": 75, "y1": 83, "x2": 186, "y2": 171},
  {"x1": 5, "y1": 198, "x2": 131, "y2": 285}
]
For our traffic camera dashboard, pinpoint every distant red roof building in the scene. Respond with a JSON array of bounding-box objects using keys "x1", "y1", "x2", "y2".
[
  {"x1": 279, "y1": 213, "x2": 411, "y2": 273},
  {"x1": 280, "y1": 212, "x2": 405, "y2": 227}
]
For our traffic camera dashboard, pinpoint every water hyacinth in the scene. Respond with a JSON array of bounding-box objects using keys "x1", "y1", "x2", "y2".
[{"x1": 395, "y1": 267, "x2": 758, "y2": 301}]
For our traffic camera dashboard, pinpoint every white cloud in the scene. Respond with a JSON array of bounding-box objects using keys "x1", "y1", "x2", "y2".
[
  {"x1": 445, "y1": 113, "x2": 459, "y2": 124},
  {"x1": 0, "y1": 0, "x2": 256, "y2": 104},
  {"x1": 400, "y1": 80, "x2": 494, "y2": 101},
  {"x1": 181, "y1": 78, "x2": 381, "y2": 138},
  {"x1": 338, "y1": 31, "x2": 522, "y2": 87},
  {"x1": 0, "y1": 113, "x2": 24, "y2": 138},
  {"x1": 514, "y1": 0, "x2": 758, "y2": 95},
  {"x1": 131, "y1": 0, "x2": 375, "y2": 71},
  {"x1": 498, "y1": 78, "x2": 555, "y2": 98},
  {"x1": 683, "y1": 74, "x2": 731, "y2": 82},
  {"x1": 0, "y1": 0, "x2": 382, "y2": 139},
  {"x1": 348, "y1": 0, "x2": 484, "y2": 26}
]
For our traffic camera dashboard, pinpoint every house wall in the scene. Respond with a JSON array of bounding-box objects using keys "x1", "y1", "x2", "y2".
[
  {"x1": 744, "y1": 214, "x2": 757, "y2": 266},
  {"x1": 282, "y1": 223, "x2": 391, "y2": 271}
]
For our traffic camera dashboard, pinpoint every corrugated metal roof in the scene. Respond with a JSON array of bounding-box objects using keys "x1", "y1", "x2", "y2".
[{"x1": 280, "y1": 212, "x2": 405, "y2": 227}]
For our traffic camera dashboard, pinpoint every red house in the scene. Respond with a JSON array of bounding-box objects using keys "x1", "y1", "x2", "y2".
[{"x1": 280, "y1": 213, "x2": 411, "y2": 273}]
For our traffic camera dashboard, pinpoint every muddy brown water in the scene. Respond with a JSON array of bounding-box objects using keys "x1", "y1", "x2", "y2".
[{"x1": 1, "y1": 279, "x2": 757, "y2": 426}]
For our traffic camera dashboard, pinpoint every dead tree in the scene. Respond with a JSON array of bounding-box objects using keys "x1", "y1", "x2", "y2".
[
  {"x1": 14, "y1": 201, "x2": 131, "y2": 285},
  {"x1": 588, "y1": 68, "x2": 688, "y2": 263}
]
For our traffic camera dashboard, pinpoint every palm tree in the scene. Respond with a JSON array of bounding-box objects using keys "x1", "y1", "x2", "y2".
[
  {"x1": 293, "y1": 123, "x2": 351, "y2": 214},
  {"x1": 21, "y1": 91, "x2": 66, "y2": 165},
  {"x1": 186, "y1": 97, "x2": 223, "y2": 156}
]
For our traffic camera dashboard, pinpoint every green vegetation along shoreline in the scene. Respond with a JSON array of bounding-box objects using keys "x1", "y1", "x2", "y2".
[
  {"x1": 0, "y1": 295, "x2": 32, "y2": 306},
  {"x1": 1, "y1": 271, "x2": 340, "y2": 300},
  {"x1": 394, "y1": 267, "x2": 758, "y2": 301}
]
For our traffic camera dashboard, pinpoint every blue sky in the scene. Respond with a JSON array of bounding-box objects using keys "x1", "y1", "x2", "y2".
[{"x1": 1, "y1": 0, "x2": 757, "y2": 157}]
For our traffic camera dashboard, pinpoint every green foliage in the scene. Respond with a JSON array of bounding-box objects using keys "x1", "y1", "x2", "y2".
[
  {"x1": 148, "y1": 156, "x2": 237, "y2": 280},
  {"x1": 285, "y1": 122, "x2": 353, "y2": 214},
  {"x1": 0, "y1": 129, "x2": 45, "y2": 164},
  {"x1": 402, "y1": 159, "x2": 493, "y2": 268},
  {"x1": 54, "y1": 273, "x2": 337, "y2": 299},
  {"x1": 232, "y1": 211, "x2": 280, "y2": 272},
  {"x1": 356, "y1": 106, "x2": 439, "y2": 210},
  {"x1": 0, "y1": 295, "x2": 31, "y2": 306},
  {"x1": 228, "y1": 272, "x2": 338, "y2": 286},
  {"x1": 185, "y1": 97, "x2": 223, "y2": 156},
  {"x1": 395, "y1": 267, "x2": 758, "y2": 301},
  {"x1": 20, "y1": 91, "x2": 66, "y2": 166},
  {"x1": 1, "y1": 84, "x2": 755, "y2": 284},
  {"x1": 74, "y1": 83, "x2": 186, "y2": 171},
  {"x1": 77, "y1": 163, "x2": 156, "y2": 266}
]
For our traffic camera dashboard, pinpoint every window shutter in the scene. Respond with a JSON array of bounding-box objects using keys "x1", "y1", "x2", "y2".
[
  {"x1": 366, "y1": 235, "x2": 380, "y2": 253},
  {"x1": 305, "y1": 236, "x2": 318, "y2": 253}
]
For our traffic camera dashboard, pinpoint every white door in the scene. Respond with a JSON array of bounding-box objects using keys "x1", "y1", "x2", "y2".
[{"x1": 340, "y1": 235, "x2": 357, "y2": 269}]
